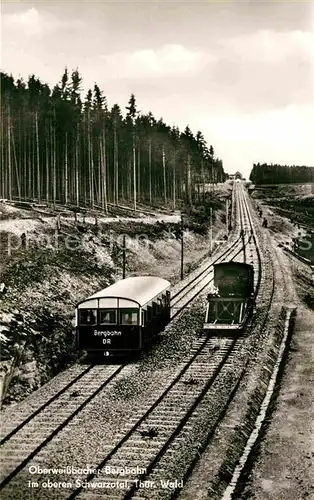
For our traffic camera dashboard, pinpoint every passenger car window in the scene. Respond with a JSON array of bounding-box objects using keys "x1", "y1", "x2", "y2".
[
  {"x1": 79, "y1": 309, "x2": 97, "y2": 325},
  {"x1": 152, "y1": 302, "x2": 157, "y2": 316},
  {"x1": 147, "y1": 306, "x2": 152, "y2": 321},
  {"x1": 99, "y1": 309, "x2": 117, "y2": 325},
  {"x1": 141, "y1": 310, "x2": 146, "y2": 326},
  {"x1": 120, "y1": 309, "x2": 139, "y2": 325}
]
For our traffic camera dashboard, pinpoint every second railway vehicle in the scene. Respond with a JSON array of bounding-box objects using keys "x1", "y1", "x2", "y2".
[
  {"x1": 75, "y1": 276, "x2": 171, "y2": 356},
  {"x1": 203, "y1": 262, "x2": 255, "y2": 333}
]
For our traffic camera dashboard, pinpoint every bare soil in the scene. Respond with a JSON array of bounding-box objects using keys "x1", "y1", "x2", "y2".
[
  {"x1": 237, "y1": 194, "x2": 314, "y2": 499},
  {"x1": 251, "y1": 183, "x2": 314, "y2": 228}
]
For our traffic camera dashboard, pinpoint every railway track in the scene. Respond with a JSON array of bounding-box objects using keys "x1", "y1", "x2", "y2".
[
  {"x1": 0, "y1": 365, "x2": 124, "y2": 489},
  {"x1": 0, "y1": 364, "x2": 108, "y2": 443},
  {"x1": 67, "y1": 337, "x2": 244, "y2": 499},
  {"x1": 156, "y1": 188, "x2": 274, "y2": 500},
  {"x1": 0, "y1": 186, "x2": 248, "y2": 484},
  {"x1": 0, "y1": 183, "x2": 265, "y2": 499},
  {"x1": 60, "y1": 186, "x2": 263, "y2": 499},
  {"x1": 0, "y1": 335, "x2": 244, "y2": 499},
  {"x1": 171, "y1": 236, "x2": 242, "y2": 314},
  {"x1": 239, "y1": 187, "x2": 261, "y2": 290},
  {"x1": 171, "y1": 234, "x2": 256, "y2": 320},
  {"x1": 171, "y1": 182, "x2": 257, "y2": 316}
]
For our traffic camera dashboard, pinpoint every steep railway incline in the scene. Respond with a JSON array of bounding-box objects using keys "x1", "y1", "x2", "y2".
[
  {"x1": 179, "y1": 191, "x2": 298, "y2": 500},
  {"x1": 171, "y1": 182, "x2": 258, "y2": 316},
  {"x1": 0, "y1": 183, "x2": 286, "y2": 500}
]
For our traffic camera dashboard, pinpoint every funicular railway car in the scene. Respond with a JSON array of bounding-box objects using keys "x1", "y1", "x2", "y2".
[
  {"x1": 203, "y1": 262, "x2": 255, "y2": 333},
  {"x1": 75, "y1": 276, "x2": 171, "y2": 356}
]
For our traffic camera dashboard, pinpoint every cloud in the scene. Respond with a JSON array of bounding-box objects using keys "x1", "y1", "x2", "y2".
[
  {"x1": 95, "y1": 29, "x2": 313, "y2": 113},
  {"x1": 2, "y1": 7, "x2": 84, "y2": 38},
  {"x1": 198, "y1": 29, "x2": 314, "y2": 113},
  {"x1": 99, "y1": 44, "x2": 213, "y2": 79},
  {"x1": 3, "y1": 8, "x2": 42, "y2": 36},
  {"x1": 224, "y1": 29, "x2": 314, "y2": 64}
]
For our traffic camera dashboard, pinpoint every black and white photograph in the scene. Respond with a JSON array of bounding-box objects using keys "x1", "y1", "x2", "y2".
[{"x1": 0, "y1": 1, "x2": 313, "y2": 499}]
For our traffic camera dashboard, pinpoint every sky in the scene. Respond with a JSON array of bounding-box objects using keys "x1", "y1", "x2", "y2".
[{"x1": 1, "y1": 0, "x2": 313, "y2": 178}]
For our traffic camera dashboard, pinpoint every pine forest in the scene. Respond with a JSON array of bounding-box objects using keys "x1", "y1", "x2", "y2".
[
  {"x1": 0, "y1": 69, "x2": 225, "y2": 212},
  {"x1": 250, "y1": 163, "x2": 314, "y2": 185}
]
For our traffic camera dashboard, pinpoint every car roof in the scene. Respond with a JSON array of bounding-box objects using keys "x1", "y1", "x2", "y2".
[
  {"x1": 214, "y1": 261, "x2": 253, "y2": 269},
  {"x1": 77, "y1": 276, "x2": 171, "y2": 309}
]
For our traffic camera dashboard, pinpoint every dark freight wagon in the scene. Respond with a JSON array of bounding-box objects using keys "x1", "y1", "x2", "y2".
[
  {"x1": 203, "y1": 262, "x2": 255, "y2": 333},
  {"x1": 75, "y1": 276, "x2": 171, "y2": 356}
]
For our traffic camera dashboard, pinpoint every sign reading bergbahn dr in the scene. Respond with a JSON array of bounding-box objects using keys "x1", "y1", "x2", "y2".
[{"x1": 77, "y1": 326, "x2": 141, "y2": 351}]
